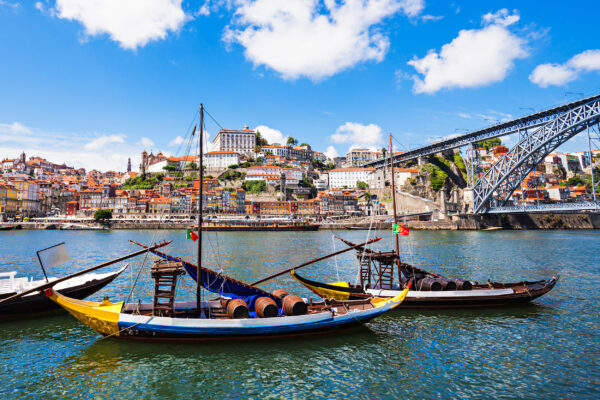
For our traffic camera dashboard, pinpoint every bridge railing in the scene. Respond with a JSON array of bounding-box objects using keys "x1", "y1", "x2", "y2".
[{"x1": 485, "y1": 202, "x2": 600, "y2": 214}]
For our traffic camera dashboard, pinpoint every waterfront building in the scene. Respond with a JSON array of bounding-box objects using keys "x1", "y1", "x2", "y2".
[
  {"x1": 0, "y1": 183, "x2": 18, "y2": 219},
  {"x1": 203, "y1": 151, "x2": 240, "y2": 168},
  {"x1": 149, "y1": 196, "x2": 172, "y2": 215},
  {"x1": 212, "y1": 127, "x2": 256, "y2": 156},
  {"x1": 328, "y1": 168, "x2": 375, "y2": 189}
]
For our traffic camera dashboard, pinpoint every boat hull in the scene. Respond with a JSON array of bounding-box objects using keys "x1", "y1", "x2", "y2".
[
  {"x1": 292, "y1": 270, "x2": 559, "y2": 309},
  {"x1": 367, "y1": 277, "x2": 559, "y2": 308},
  {"x1": 0, "y1": 269, "x2": 124, "y2": 320},
  {"x1": 200, "y1": 224, "x2": 320, "y2": 232},
  {"x1": 46, "y1": 288, "x2": 408, "y2": 342}
]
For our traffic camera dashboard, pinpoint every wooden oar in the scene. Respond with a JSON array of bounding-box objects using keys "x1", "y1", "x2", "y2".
[
  {"x1": 0, "y1": 241, "x2": 172, "y2": 305},
  {"x1": 250, "y1": 237, "x2": 382, "y2": 286},
  {"x1": 129, "y1": 237, "x2": 382, "y2": 288}
]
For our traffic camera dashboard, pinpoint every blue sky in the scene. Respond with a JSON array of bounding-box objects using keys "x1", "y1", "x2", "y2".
[{"x1": 0, "y1": 0, "x2": 599, "y2": 171}]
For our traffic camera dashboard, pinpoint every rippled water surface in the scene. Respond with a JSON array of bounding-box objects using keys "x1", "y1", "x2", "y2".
[{"x1": 1, "y1": 229, "x2": 598, "y2": 399}]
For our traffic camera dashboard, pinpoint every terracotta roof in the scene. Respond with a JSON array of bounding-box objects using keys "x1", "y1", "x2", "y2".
[
  {"x1": 206, "y1": 151, "x2": 239, "y2": 155},
  {"x1": 330, "y1": 168, "x2": 375, "y2": 172}
]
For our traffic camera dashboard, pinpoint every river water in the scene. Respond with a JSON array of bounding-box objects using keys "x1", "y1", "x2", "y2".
[{"x1": 0, "y1": 229, "x2": 598, "y2": 399}]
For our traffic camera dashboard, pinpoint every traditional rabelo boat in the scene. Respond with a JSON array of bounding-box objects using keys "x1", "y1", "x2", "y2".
[
  {"x1": 292, "y1": 134, "x2": 559, "y2": 308},
  {"x1": 200, "y1": 219, "x2": 319, "y2": 231},
  {"x1": 0, "y1": 243, "x2": 125, "y2": 320},
  {"x1": 25, "y1": 105, "x2": 410, "y2": 341}
]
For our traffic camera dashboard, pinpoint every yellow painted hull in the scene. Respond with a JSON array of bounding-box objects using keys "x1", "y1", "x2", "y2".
[{"x1": 46, "y1": 289, "x2": 122, "y2": 337}]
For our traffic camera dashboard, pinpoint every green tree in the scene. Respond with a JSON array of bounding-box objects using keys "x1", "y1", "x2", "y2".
[
  {"x1": 242, "y1": 180, "x2": 266, "y2": 193},
  {"x1": 475, "y1": 138, "x2": 502, "y2": 151},
  {"x1": 94, "y1": 209, "x2": 112, "y2": 221},
  {"x1": 357, "y1": 181, "x2": 369, "y2": 190},
  {"x1": 287, "y1": 137, "x2": 298, "y2": 146},
  {"x1": 163, "y1": 165, "x2": 178, "y2": 172},
  {"x1": 186, "y1": 162, "x2": 198, "y2": 169},
  {"x1": 255, "y1": 131, "x2": 268, "y2": 147},
  {"x1": 566, "y1": 175, "x2": 584, "y2": 187}
]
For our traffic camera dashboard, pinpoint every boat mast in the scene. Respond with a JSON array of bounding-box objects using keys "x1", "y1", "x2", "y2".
[
  {"x1": 197, "y1": 104, "x2": 204, "y2": 314},
  {"x1": 389, "y1": 133, "x2": 401, "y2": 279}
]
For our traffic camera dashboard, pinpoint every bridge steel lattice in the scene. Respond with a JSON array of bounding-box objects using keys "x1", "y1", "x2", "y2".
[
  {"x1": 472, "y1": 97, "x2": 600, "y2": 213},
  {"x1": 364, "y1": 94, "x2": 600, "y2": 168}
]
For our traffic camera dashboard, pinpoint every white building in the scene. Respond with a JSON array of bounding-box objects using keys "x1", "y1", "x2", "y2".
[
  {"x1": 212, "y1": 127, "x2": 256, "y2": 156},
  {"x1": 394, "y1": 168, "x2": 420, "y2": 186},
  {"x1": 203, "y1": 151, "x2": 240, "y2": 168},
  {"x1": 328, "y1": 168, "x2": 375, "y2": 188},
  {"x1": 345, "y1": 149, "x2": 373, "y2": 167}
]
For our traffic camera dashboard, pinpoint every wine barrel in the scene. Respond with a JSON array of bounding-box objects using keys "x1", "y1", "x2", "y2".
[
  {"x1": 450, "y1": 278, "x2": 473, "y2": 291},
  {"x1": 227, "y1": 299, "x2": 249, "y2": 319},
  {"x1": 272, "y1": 289, "x2": 289, "y2": 299},
  {"x1": 255, "y1": 297, "x2": 278, "y2": 318},
  {"x1": 438, "y1": 277, "x2": 457, "y2": 291},
  {"x1": 282, "y1": 295, "x2": 307, "y2": 316},
  {"x1": 418, "y1": 277, "x2": 442, "y2": 291}
]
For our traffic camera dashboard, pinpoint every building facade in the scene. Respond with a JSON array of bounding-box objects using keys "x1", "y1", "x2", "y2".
[
  {"x1": 328, "y1": 168, "x2": 375, "y2": 189},
  {"x1": 212, "y1": 127, "x2": 256, "y2": 156}
]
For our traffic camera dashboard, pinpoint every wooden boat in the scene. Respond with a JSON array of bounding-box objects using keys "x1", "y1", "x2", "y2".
[
  {"x1": 44, "y1": 284, "x2": 407, "y2": 341},
  {"x1": 0, "y1": 225, "x2": 20, "y2": 231},
  {"x1": 37, "y1": 105, "x2": 409, "y2": 342},
  {"x1": 0, "y1": 267, "x2": 126, "y2": 319},
  {"x1": 291, "y1": 264, "x2": 559, "y2": 309},
  {"x1": 201, "y1": 220, "x2": 319, "y2": 231},
  {"x1": 291, "y1": 134, "x2": 559, "y2": 309}
]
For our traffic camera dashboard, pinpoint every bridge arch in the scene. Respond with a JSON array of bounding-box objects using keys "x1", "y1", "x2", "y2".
[{"x1": 472, "y1": 97, "x2": 600, "y2": 213}]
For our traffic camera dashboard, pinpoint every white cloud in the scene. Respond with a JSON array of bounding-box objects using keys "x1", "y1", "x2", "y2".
[
  {"x1": 139, "y1": 137, "x2": 155, "y2": 147},
  {"x1": 0, "y1": 1, "x2": 20, "y2": 10},
  {"x1": 196, "y1": 1, "x2": 210, "y2": 16},
  {"x1": 530, "y1": 49, "x2": 600, "y2": 87},
  {"x1": 84, "y1": 134, "x2": 125, "y2": 150},
  {"x1": 224, "y1": 0, "x2": 424, "y2": 81},
  {"x1": 408, "y1": 8, "x2": 528, "y2": 94},
  {"x1": 324, "y1": 145, "x2": 339, "y2": 159},
  {"x1": 255, "y1": 125, "x2": 287, "y2": 144},
  {"x1": 0, "y1": 122, "x2": 33, "y2": 135},
  {"x1": 51, "y1": 0, "x2": 187, "y2": 50},
  {"x1": 421, "y1": 14, "x2": 443, "y2": 23},
  {"x1": 331, "y1": 122, "x2": 384, "y2": 151},
  {"x1": 169, "y1": 135, "x2": 185, "y2": 146},
  {"x1": 0, "y1": 123, "x2": 149, "y2": 171},
  {"x1": 482, "y1": 8, "x2": 520, "y2": 27}
]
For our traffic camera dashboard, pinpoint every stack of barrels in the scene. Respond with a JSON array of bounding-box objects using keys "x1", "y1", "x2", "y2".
[
  {"x1": 220, "y1": 289, "x2": 308, "y2": 319},
  {"x1": 415, "y1": 277, "x2": 472, "y2": 291}
]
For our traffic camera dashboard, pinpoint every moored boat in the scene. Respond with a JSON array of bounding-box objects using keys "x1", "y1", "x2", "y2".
[
  {"x1": 200, "y1": 220, "x2": 319, "y2": 231},
  {"x1": 0, "y1": 267, "x2": 126, "y2": 319}
]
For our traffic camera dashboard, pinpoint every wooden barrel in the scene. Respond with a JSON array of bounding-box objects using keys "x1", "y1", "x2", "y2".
[
  {"x1": 438, "y1": 277, "x2": 457, "y2": 291},
  {"x1": 418, "y1": 277, "x2": 442, "y2": 291},
  {"x1": 255, "y1": 297, "x2": 278, "y2": 318},
  {"x1": 450, "y1": 278, "x2": 473, "y2": 291},
  {"x1": 227, "y1": 299, "x2": 249, "y2": 319},
  {"x1": 282, "y1": 295, "x2": 307, "y2": 316},
  {"x1": 272, "y1": 289, "x2": 289, "y2": 299}
]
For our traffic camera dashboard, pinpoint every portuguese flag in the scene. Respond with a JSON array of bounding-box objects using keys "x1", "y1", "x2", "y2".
[
  {"x1": 392, "y1": 223, "x2": 409, "y2": 236},
  {"x1": 186, "y1": 228, "x2": 199, "y2": 242}
]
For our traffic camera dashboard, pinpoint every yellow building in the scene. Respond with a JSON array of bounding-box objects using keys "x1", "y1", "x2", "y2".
[{"x1": 0, "y1": 184, "x2": 19, "y2": 219}]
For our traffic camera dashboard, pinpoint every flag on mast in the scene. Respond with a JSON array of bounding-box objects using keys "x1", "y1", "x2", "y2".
[
  {"x1": 186, "y1": 228, "x2": 199, "y2": 242},
  {"x1": 392, "y1": 223, "x2": 409, "y2": 236}
]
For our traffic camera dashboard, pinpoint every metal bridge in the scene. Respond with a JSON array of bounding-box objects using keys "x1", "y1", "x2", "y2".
[{"x1": 364, "y1": 94, "x2": 600, "y2": 214}]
